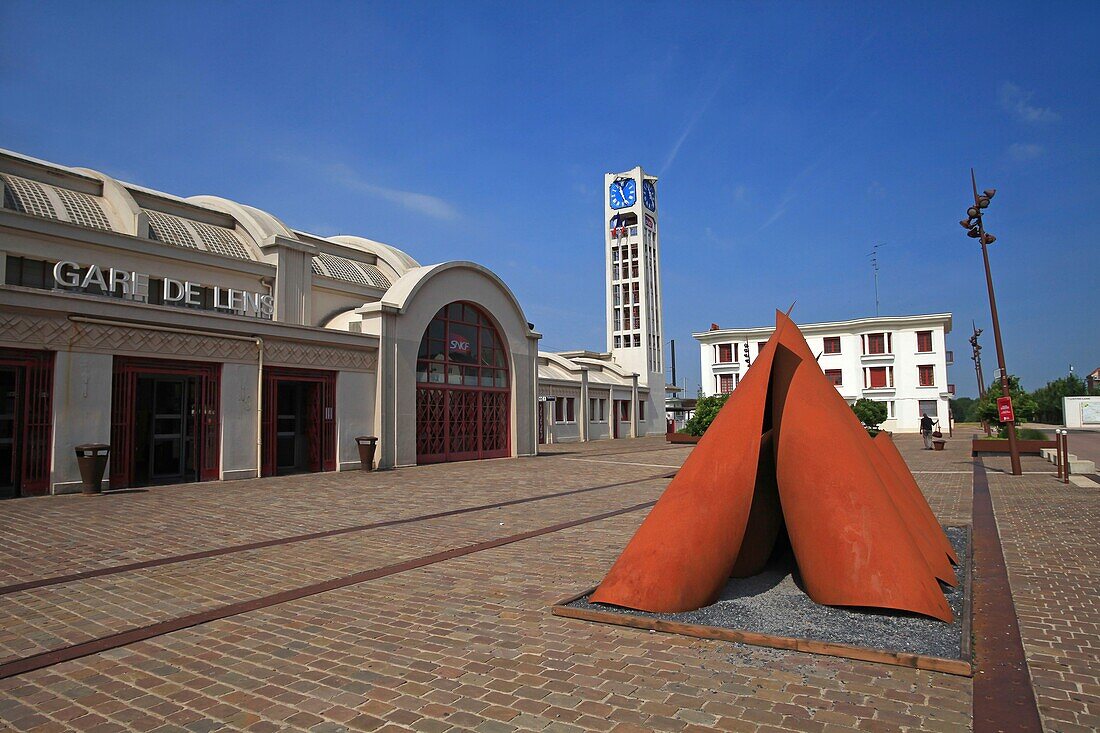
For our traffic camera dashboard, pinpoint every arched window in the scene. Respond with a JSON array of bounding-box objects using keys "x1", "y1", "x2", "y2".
[
  {"x1": 416, "y1": 302, "x2": 508, "y2": 389},
  {"x1": 415, "y1": 302, "x2": 510, "y2": 463}
]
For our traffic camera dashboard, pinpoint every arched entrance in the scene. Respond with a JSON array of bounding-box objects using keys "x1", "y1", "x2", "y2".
[{"x1": 415, "y1": 302, "x2": 510, "y2": 463}]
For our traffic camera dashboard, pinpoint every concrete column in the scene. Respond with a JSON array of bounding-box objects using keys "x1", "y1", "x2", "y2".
[
  {"x1": 50, "y1": 351, "x2": 112, "y2": 494},
  {"x1": 364, "y1": 303, "x2": 399, "y2": 470},
  {"x1": 523, "y1": 332, "x2": 540, "y2": 457},
  {"x1": 579, "y1": 369, "x2": 590, "y2": 442},
  {"x1": 260, "y1": 235, "x2": 316, "y2": 326},
  {"x1": 336, "y1": 370, "x2": 377, "y2": 470},
  {"x1": 630, "y1": 374, "x2": 639, "y2": 438},
  {"x1": 220, "y1": 362, "x2": 259, "y2": 481}
]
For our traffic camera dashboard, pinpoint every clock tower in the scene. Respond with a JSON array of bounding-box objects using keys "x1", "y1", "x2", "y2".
[{"x1": 605, "y1": 166, "x2": 664, "y2": 425}]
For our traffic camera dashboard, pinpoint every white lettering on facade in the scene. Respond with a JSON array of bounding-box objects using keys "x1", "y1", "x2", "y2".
[
  {"x1": 53, "y1": 261, "x2": 273, "y2": 319},
  {"x1": 182, "y1": 282, "x2": 201, "y2": 306},
  {"x1": 54, "y1": 261, "x2": 81, "y2": 287},
  {"x1": 131, "y1": 272, "x2": 150, "y2": 300},
  {"x1": 81, "y1": 264, "x2": 108, "y2": 292},
  {"x1": 108, "y1": 268, "x2": 132, "y2": 294},
  {"x1": 163, "y1": 278, "x2": 184, "y2": 302}
]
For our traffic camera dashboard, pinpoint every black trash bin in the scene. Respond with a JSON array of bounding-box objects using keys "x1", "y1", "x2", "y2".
[
  {"x1": 355, "y1": 436, "x2": 378, "y2": 471},
  {"x1": 74, "y1": 444, "x2": 110, "y2": 495}
]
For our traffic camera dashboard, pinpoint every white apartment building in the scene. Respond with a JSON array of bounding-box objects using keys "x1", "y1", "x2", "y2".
[{"x1": 694, "y1": 314, "x2": 954, "y2": 433}]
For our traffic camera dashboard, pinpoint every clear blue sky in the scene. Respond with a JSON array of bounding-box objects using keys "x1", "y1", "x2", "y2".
[{"x1": 2, "y1": 2, "x2": 1096, "y2": 398}]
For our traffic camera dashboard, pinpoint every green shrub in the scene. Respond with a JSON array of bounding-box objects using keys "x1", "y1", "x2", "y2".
[
  {"x1": 851, "y1": 398, "x2": 888, "y2": 435},
  {"x1": 683, "y1": 393, "x2": 730, "y2": 436},
  {"x1": 973, "y1": 376, "x2": 1039, "y2": 437}
]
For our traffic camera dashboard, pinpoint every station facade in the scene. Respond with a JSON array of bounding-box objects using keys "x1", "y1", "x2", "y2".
[
  {"x1": 0, "y1": 148, "x2": 539, "y2": 497},
  {"x1": 695, "y1": 313, "x2": 954, "y2": 433}
]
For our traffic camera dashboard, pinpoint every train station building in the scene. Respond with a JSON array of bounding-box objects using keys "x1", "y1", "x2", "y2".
[
  {"x1": 0, "y1": 148, "x2": 540, "y2": 497},
  {"x1": 536, "y1": 166, "x2": 668, "y2": 443}
]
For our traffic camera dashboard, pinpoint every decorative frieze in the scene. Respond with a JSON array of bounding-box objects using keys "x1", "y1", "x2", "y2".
[{"x1": 0, "y1": 311, "x2": 376, "y2": 371}]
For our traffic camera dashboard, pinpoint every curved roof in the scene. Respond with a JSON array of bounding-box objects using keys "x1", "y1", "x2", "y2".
[
  {"x1": 380, "y1": 261, "x2": 535, "y2": 336},
  {"x1": 188, "y1": 195, "x2": 297, "y2": 249},
  {"x1": 0, "y1": 147, "x2": 426, "y2": 289},
  {"x1": 328, "y1": 235, "x2": 420, "y2": 277},
  {"x1": 537, "y1": 350, "x2": 641, "y2": 390}
]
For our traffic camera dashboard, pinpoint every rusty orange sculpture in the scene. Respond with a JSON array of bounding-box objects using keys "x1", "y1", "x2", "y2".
[{"x1": 590, "y1": 310, "x2": 956, "y2": 622}]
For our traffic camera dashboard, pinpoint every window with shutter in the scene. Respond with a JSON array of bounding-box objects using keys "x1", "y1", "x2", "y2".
[{"x1": 917, "y1": 331, "x2": 933, "y2": 353}]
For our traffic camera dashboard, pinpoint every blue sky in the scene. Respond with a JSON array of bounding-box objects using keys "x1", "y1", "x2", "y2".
[{"x1": 2, "y1": 2, "x2": 1096, "y2": 397}]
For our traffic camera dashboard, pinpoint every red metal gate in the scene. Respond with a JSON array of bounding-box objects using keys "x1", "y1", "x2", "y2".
[
  {"x1": 261, "y1": 366, "x2": 336, "y2": 477},
  {"x1": 0, "y1": 348, "x2": 54, "y2": 497},
  {"x1": 415, "y1": 302, "x2": 510, "y2": 464},
  {"x1": 110, "y1": 357, "x2": 221, "y2": 489}
]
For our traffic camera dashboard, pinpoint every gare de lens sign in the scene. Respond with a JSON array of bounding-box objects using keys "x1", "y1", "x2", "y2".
[{"x1": 53, "y1": 260, "x2": 274, "y2": 319}]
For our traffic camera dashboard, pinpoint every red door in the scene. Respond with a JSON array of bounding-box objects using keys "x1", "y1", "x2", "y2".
[
  {"x1": 415, "y1": 302, "x2": 510, "y2": 464},
  {"x1": 261, "y1": 367, "x2": 336, "y2": 477},
  {"x1": 0, "y1": 348, "x2": 54, "y2": 498},
  {"x1": 110, "y1": 357, "x2": 220, "y2": 489}
]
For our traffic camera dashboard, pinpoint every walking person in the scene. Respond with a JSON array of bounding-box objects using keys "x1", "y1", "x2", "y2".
[{"x1": 920, "y1": 413, "x2": 936, "y2": 450}]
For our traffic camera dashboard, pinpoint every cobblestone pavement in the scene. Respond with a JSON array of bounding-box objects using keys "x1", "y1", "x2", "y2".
[{"x1": 0, "y1": 431, "x2": 1092, "y2": 732}]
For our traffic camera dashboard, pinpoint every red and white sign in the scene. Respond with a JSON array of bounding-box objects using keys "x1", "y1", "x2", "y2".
[
  {"x1": 448, "y1": 336, "x2": 471, "y2": 355},
  {"x1": 996, "y1": 396, "x2": 1015, "y2": 423}
]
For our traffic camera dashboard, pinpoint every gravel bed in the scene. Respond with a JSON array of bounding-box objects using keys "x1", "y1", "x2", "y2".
[{"x1": 568, "y1": 526, "x2": 969, "y2": 660}]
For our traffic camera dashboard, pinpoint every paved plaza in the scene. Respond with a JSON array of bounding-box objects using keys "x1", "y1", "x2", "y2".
[{"x1": 0, "y1": 431, "x2": 1097, "y2": 732}]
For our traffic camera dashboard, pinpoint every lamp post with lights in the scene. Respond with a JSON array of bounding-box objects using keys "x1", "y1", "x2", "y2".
[{"x1": 959, "y1": 169, "x2": 1021, "y2": 475}]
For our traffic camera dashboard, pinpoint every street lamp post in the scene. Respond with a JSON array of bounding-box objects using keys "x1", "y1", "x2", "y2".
[
  {"x1": 960, "y1": 169, "x2": 1021, "y2": 475},
  {"x1": 969, "y1": 322, "x2": 991, "y2": 436},
  {"x1": 969, "y1": 321, "x2": 986, "y2": 399}
]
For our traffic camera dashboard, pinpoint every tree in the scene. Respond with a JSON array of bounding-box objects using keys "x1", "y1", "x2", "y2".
[
  {"x1": 1031, "y1": 374, "x2": 1098, "y2": 424},
  {"x1": 683, "y1": 393, "x2": 730, "y2": 436},
  {"x1": 851, "y1": 398, "x2": 888, "y2": 435},
  {"x1": 950, "y1": 396, "x2": 978, "y2": 423},
  {"x1": 974, "y1": 375, "x2": 1038, "y2": 436}
]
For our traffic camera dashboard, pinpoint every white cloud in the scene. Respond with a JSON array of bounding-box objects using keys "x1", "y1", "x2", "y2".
[
  {"x1": 324, "y1": 163, "x2": 460, "y2": 221},
  {"x1": 999, "y1": 82, "x2": 1060, "y2": 123},
  {"x1": 1008, "y1": 143, "x2": 1044, "y2": 161},
  {"x1": 661, "y1": 66, "x2": 729, "y2": 175}
]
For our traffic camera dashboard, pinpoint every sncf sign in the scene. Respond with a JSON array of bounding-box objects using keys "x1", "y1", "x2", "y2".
[
  {"x1": 996, "y1": 396, "x2": 1015, "y2": 423},
  {"x1": 448, "y1": 336, "x2": 472, "y2": 355}
]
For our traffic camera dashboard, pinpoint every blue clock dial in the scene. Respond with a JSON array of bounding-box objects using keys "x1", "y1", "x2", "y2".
[
  {"x1": 609, "y1": 178, "x2": 637, "y2": 210},
  {"x1": 642, "y1": 180, "x2": 656, "y2": 211}
]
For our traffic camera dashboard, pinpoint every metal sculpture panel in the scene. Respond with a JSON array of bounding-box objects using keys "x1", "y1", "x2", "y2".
[{"x1": 591, "y1": 310, "x2": 956, "y2": 622}]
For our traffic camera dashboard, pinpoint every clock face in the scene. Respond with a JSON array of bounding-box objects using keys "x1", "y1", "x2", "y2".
[
  {"x1": 609, "y1": 178, "x2": 637, "y2": 209},
  {"x1": 642, "y1": 180, "x2": 656, "y2": 211}
]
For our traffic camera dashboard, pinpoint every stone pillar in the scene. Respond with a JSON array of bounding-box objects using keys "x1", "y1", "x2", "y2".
[
  {"x1": 579, "y1": 368, "x2": 590, "y2": 442},
  {"x1": 260, "y1": 235, "x2": 316, "y2": 326},
  {"x1": 361, "y1": 302, "x2": 399, "y2": 470},
  {"x1": 630, "y1": 374, "x2": 640, "y2": 438},
  {"x1": 50, "y1": 350, "x2": 112, "y2": 494}
]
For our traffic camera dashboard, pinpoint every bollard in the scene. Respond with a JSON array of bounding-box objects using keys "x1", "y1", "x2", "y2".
[
  {"x1": 1055, "y1": 429, "x2": 1064, "y2": 480},
  {"x1": 1062, "y1": 430, "x2": 1070, "y2": 484}
]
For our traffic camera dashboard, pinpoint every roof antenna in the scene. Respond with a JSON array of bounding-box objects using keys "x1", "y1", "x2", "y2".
[
  {"x1": 869, "y1": 244, "x2": 885, "y2": 316},
  {"x1": 785, "y1": 301, "x2": 797, "y2": 317}
]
